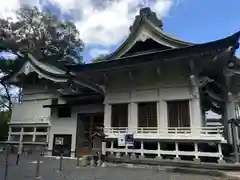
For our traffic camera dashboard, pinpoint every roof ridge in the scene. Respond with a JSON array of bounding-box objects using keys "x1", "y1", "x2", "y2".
[{"x1": 129, "y1": 7, "x2": 163, "y2": 33}]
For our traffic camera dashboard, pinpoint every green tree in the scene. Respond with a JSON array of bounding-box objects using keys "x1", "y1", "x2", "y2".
[
  {"x1": 0, "y1": 111, "x2": 10, "y2": 141},
  {"x1": 92, "y1": 54, "x2": 107, "y2": 63},
  {"x1": 0, "y1": 6, "x2": 84, "y2": 64},
  {"x1": 0, "y1": 6, "x2": 85, "y2": 111}
]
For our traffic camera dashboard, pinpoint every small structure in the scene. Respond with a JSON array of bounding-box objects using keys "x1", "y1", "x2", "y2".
[
  {"x1": 3, "y1": 7, "x2": 240, "y2": 164},
  {"x1": 91, "y1": 126, "x2": 106, "y2": 166}
]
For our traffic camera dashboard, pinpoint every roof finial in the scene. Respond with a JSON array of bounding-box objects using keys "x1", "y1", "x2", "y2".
[{"x1": 129, "y1": 7, "x2": 163, "y2": 33}]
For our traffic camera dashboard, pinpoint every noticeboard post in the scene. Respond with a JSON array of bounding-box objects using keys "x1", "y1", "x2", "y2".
[
  {"x1": 125, "y1": 134, "x2": 134, "y2": 147},
  {"x1": 118, "y1": 134, "x2": 134, "y2": 147}
]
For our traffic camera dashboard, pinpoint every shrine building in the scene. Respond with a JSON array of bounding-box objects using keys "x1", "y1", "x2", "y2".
[{"x1": 4, "y1": 8, "x2": 240, "y2": 163}]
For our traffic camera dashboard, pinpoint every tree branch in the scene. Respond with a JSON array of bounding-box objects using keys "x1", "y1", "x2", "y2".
[{"x1": 0, "y1": 81, "x2": 12, "y2": 112}]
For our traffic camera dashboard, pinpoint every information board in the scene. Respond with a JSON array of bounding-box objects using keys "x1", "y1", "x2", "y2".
[{"x1": 117, "y1": 134, "x2": 134, "y2": 147}]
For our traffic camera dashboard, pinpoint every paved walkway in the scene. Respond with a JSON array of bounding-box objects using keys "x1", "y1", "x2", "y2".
[
  {"x1": 0, "y1": 154, "x2": 238, "y2": 180},
  {"x1": 225, "y1": 172, "x2": 240, "y2": 179}
]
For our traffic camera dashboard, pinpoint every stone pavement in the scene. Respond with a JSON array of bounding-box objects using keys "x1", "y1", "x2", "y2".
[
  {"x1": 0, "y1": 154, "x2": 238, "y2": 180},
  {"x1": 225, "y1": 172, "x2": 240, "y2": 179}
]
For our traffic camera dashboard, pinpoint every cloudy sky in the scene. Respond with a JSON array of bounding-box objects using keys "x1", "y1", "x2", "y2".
[{"x1": 0, "y1": 0, "x2": 239, "y2": 63}]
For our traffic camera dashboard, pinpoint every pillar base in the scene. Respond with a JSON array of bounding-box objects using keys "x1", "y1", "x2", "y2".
[
  {"x1": 116, "y1": 152, "x2": 121, "y2": 158},
  {"x1": 81, "y1": 156, "x2": 89, "y2": 166},
  {"x1": 130, "y1": 153, "x2": 137, "y2": 160},
  {"x1": 97, "y1": 159, "x2": 102, "y2": 167},
  {"x1": 193, "y1": 158, "x2": 200, "y2": 164},
  {"x1": 107, "y1": 154, "x2": 115, "y2": 159},
  {"x1": 138, "y1": 156, "x2": 145, "y2": 160},
  {"x1": 218, "y1": 159, "x2": 226, "y2": 164},
  {"x1": 174, "y1": 157, "x2": 181, "y2": 162},
  {"x1": 101, "y1": 162, "x2": 107, "y2": 167},
  {"x1": 155, "y1": 156, "x2": 162, "y2": 161},
  {"x1": 122, "y1": 154, "x2": 129, "y2": 160},
  {"x1": 90, "y1": 159, "x2": 95, "y2": 166}
]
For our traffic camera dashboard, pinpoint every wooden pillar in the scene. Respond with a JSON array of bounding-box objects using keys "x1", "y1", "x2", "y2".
[
  {"x1": 129, "y1": 103, "x2": 138, "y2": 133},
  {"x1": 104, "y1": 104, "x2": 111, "y2": 128},
  {"x1": 140, "y1": 141, "x2": 144, "y2": 156},
  {"x1": 225, "y1": 99, "x2": 235, "y2": 144},
  {"x1": 174, "y1": 142, "x2": 180, "y2": 160},
  {"x1": 157, "y1": 142, "x2": 161, "y2": 157},
  {"x1": 190, "y1": 86, "x2": 202, "y2": 128},
  {"x1": 32, "y1": 127, "x2": 36, "y2": 142},
  {"x1": 217, "y1": 143, "x2": 225, "y2": 164},
  {"x1": 20, "y1": 127, "x2": 23, "y2": 142},
  {"x1": 110, "y1": 141, "x2": 114, "y2": 155},
  {"x1": 157, "y1": 101, "x2": 161, "y2": 130},
  {"x1": 158, "y1": 100, "x2": 168, "y2": 129},
  {"x1": 7, "y1": 127, "x2": 11, "y2": 141}
]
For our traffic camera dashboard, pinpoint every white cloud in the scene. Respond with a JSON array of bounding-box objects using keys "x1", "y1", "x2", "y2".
[
  {"x1": 0, "y1": 0, "x2": 20, "y2": 21},
  {"x1": 89, "y1": 48, "x2": 110, "y2": 58},
  {"x1": 0, "y1": 0, "x2": 175, "y2": 46},
  {"x1": 0, "y1": 0, "x2": 44, "y2": 21}
]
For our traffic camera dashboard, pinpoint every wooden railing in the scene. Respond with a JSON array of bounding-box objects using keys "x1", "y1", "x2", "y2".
[
  {"x1": 9, "y1": 116, "x2": 51, "y2": 124},
  {"x1": 104, "y1": 126, "x2": 224, "y2": 136}
]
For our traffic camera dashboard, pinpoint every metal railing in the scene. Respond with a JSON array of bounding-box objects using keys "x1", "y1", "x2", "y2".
[
  {"x1": 0, "y1": 141, "x2": 48, "y2": 180},
  {"x1": 0, "y1": 141, "x2": 106, "y2": 180}
]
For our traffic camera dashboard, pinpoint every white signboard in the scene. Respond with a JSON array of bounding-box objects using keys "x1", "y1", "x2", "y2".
[
  {"x1": 55, "y1": 137, "x2": 64, "y2": 145},
  {"x1": 118, "y1": 135, "x2": 125, "y2": 147}
]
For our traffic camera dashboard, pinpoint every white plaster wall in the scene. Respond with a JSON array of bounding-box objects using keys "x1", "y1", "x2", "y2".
[
  {"x1": 104, "y1": 65, "x2": 201, "y2": 129},
  {"x1": 11, "y1": 86, "x2": 54, "y2": 123},
  {"x1": 11, "y1": 100, "x2": 51, "y2": 122}
]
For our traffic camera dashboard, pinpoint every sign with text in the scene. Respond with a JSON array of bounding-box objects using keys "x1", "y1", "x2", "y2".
[
  {"x1": 117, "y1": 134, "x2": 134, "y2": 147},
  {"x1": 55, "y1": 137, "x2": 64, "y2": 145},
  {"x1": 118, "y1": 135, "x2": 125, "y2": 147},
  {"x1": 125, "y1": 134, "x2": 134, "y2": 147}
]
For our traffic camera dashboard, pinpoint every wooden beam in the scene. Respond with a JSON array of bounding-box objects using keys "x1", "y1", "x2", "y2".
[
  {"x1": 128, "y1": 71, "x2": 133, "y2": 82},
  {"x1": 203, "y1": 87, "x2": 225, "y2": 102},
  {"x1": 104, "y1": 73, "x2": 108, "y2": 84},
  {"x1": 198, "y1": 76, "x2": 214, "y2": 87},
  {"x1": 188, "y1": 59, "x2": 200, "y2": 87},
  {"x1": 156, "y1": 66, "x2": 161, "y2": 77}
]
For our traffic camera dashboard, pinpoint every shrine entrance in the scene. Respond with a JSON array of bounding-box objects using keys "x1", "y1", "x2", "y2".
[{"x1": 75, "y1": 113, "x2": 104, "y2": 157}]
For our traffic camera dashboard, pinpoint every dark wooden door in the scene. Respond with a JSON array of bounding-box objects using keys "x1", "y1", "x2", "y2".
[
  {"x1": 52, "y1": 134, "x2": 72, "y2": 157},
  {"x1": 76, "y1": 113, "x2": 104, "y2": 156}
]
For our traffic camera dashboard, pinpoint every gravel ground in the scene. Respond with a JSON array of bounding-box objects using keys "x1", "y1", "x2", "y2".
[{"x1": 0, "y1": 154, "x2": 233, "y2": 180}]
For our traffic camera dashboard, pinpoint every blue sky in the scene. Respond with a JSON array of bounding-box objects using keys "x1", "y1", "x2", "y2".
[
  {"x1": 163, "y1": 0, "x2": 240, "y2": 43},
  {"x1": 0, "y1": 0, "x2": 239, "y2": 63},
  {"x1": 79, "y1": 0, "x2": 240, "y2": 62}
]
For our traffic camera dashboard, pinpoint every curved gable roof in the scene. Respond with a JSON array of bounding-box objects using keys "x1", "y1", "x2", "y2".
[{"x1": 105, "y1": 7, "x2": 195, "y2": 60}]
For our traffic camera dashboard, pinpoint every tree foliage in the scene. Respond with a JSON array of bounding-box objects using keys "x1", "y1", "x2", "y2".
[
  {"x1": 0, "y1": 111, "x2": 10, "y2": 141},
  {"x1": 92, "y1": 54, "x2": 107, "y2": 63},
  {"x1": 0, "y1": 6, "x2": 84, "y2": 63},
  {"x1": 0, "y1": 6, "x2": 85, "y2": 112}
]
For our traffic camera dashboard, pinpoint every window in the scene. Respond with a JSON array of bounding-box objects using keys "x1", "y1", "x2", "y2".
[
  {"x1": 167, "y1": 100, "x2": 190, "y2": 127},
  {"x1": 111, "y1": 104, "x2": 128, "y2": 127},
  {"x1": 22, "y1": 135, "x2": 33, "y2": 142},
  {"x1": 138, "y1": 102, "x2": 157, "y2": 127},
  {"x1": 10, "y1": 135, "x2": 20, "y2": 142},
  {"x1": 11, "y1": 127, "x2": 21, "y2": 132},
  {"x1": 58, "y1": 107, "x2": 71, "y2": 118},
  {"x1": 52, "y1": 98, "x2": 58, "y2": 105},
  {"x1": 23, "y1": 127, "x2": 34, "y2": 132},
  {"x1": 36, "y1": 127, "x2": 48, "y2": 132},
  {"x1": 35, "y1": 135, "x2": 47, "y2": 142}
]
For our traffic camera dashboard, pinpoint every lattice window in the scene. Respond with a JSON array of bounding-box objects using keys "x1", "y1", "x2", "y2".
[{"x1": 138, "y1": 102, "x2": 157, "y2": 127}]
